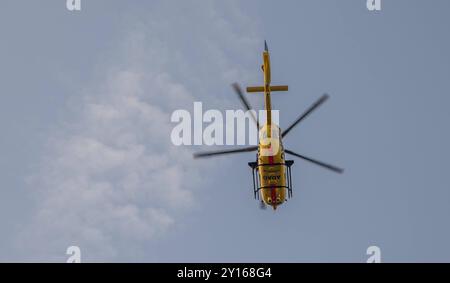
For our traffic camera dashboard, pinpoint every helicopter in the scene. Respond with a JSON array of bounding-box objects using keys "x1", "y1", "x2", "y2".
[{"x1": 193, "y1": 41, "x2": 343, "y2": 210}]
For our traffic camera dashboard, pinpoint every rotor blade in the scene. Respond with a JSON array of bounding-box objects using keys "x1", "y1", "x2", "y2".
[
  {"x1": 231, "y1": 83, "x2": 260, "y2": 129},
  {"x1": 281, "y1": 94, "x2": 329, "y2": 138},
  {"x1": 193, "y1": 146, "x2": 258, "y2": 159},
  {"x1": 285, "y1": 149, "x2": 344, "y2": 174}
]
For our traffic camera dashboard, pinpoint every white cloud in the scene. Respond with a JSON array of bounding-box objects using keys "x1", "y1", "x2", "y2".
[{"x1": 17, "y1": 1, "x2": 260, "y2": 261}]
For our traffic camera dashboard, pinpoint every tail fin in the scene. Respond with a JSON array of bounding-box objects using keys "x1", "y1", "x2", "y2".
[{"x1": 246, "y1": 85, "x2": 288, "y2": 93}]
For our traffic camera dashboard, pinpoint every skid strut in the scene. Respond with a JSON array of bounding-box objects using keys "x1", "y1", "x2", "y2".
[{"x1": 248, "y1": 160, "x2": 294, "y2": 200}]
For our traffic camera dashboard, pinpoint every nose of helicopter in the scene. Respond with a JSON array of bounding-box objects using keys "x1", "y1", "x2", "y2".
[{"x1": 266, "y1": 197, "x2": 282, "y2": 210}]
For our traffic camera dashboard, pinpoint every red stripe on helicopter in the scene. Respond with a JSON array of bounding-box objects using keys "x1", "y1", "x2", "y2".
[{"x1": 268, "y1": 154, "x2": 276, "y2": 204}]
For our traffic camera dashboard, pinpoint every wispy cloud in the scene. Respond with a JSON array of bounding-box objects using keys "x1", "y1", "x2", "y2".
[{"x1": 17, "y1": 1, "x2": 259, "y2": 261}]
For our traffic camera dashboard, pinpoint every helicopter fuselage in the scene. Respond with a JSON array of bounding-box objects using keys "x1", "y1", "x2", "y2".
[{"x1": 252, "y1": 42, "x2": 290, "y2": 210}]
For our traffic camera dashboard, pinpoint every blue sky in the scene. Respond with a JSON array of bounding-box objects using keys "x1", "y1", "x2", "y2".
[{"x1": 1, "y1": 0, "x2": 450, "y2": 262}]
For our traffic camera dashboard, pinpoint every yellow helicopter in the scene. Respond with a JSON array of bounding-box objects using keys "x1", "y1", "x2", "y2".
[{"x1": 194, "y1": 41, "x2": 343, "y2": 210}]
